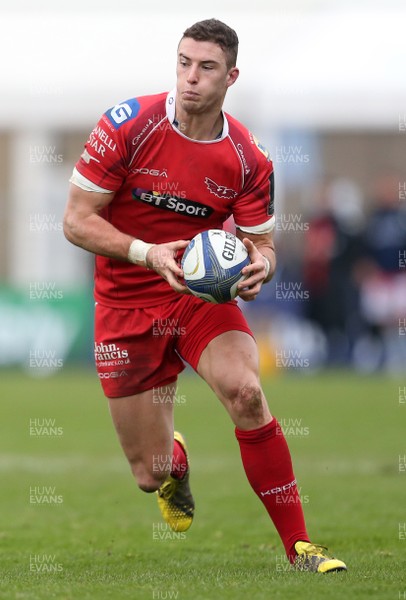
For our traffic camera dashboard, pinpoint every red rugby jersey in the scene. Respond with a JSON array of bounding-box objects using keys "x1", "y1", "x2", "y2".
[{"x1": 72, "y1": 90, "x2": 274, "y2": 308}]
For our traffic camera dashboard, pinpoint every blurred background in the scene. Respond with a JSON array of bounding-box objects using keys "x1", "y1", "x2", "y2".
[{"x1": 0, "y1": 0, "x2": 405, "y2": 376}]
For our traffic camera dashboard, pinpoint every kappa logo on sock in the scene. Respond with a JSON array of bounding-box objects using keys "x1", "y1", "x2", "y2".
[{"x1": 260, "y1": 479, "x2": 297, "y2": 497}]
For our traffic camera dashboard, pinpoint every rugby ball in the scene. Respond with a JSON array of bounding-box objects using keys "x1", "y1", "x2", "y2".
[{"x1": 181, "y1": 229, "x2": 250, "y2": 303}]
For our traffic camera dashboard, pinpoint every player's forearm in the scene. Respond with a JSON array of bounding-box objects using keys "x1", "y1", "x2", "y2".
[
  {"x1": 252, "y1": 239, "x2": 276, "y2": 283},
  {"x1": 236, "y1": 231, "x2": 276, "y2": 284},
  {"x1": 63, "y1": 212, "x2": 134, "y2": 261}
]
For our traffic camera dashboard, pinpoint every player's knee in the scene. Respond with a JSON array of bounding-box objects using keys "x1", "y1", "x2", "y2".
[{"x1": 225, "y1": 381, "x2": 265, "y2": 422}]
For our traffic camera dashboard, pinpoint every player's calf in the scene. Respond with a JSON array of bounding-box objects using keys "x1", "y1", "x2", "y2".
[{"x1": 129, "y1": 457, "x2": 171, "y2": 493}]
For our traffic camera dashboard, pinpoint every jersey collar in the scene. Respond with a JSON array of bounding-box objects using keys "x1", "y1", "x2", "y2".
[{"x1": 166, "y1": 89, "x2": 229, "y2": 143}]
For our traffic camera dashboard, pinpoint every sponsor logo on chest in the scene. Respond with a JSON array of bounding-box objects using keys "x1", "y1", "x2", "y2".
[{"x1": 132, "y1": 188, "x2": 213, "y2": 218}]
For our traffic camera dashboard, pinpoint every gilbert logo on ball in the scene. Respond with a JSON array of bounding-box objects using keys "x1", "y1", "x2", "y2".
[{"x1": 181, "y1": 229, "x2": 250, "y2": 303}]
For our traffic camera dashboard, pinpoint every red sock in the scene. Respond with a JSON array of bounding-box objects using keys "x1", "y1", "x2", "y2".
[
  {"x1": 170, "y1": 439, "x2": 188, "y2": 480},
  {"x1": 235, "y1": 418, "x2": 310, "y2": 562}
]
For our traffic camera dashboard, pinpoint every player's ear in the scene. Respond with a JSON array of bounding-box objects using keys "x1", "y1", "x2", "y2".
[{"x1": 226, "y1": 67, "x2": 239, "y2": 88}]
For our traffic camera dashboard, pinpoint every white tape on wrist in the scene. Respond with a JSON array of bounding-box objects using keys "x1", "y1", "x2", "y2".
[
  {"x1": 262, "y1": 255, "x2": 271, "y2": 279},
  {"x1": 128, "y1": 239, "x2": 155, "y2": 267}
]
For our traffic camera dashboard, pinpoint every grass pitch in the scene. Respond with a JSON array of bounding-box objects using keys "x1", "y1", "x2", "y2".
[{"x1": 0, "y1": 369, "x2": 405, "y2": 599}]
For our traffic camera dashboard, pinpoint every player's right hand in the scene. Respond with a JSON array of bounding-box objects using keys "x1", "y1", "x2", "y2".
[{"x1": 146, "y1": 240, "x2": 191, "y2": 294}]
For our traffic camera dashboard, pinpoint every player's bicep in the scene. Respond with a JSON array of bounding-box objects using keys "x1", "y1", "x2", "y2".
[
  {"x1": 66, "y1": 182, "x2": 115, "y2": 218},
  {"x1": 64, "y1": 184, "x2": 115, "y2": 244},
  {"x1": 233, "y1": 159, "x2": 275, "y2": 235}
]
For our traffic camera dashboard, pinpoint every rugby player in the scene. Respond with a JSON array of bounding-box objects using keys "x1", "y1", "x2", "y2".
[{"x1": 64, "y1": 18, "x2": 346, "y2": 573}]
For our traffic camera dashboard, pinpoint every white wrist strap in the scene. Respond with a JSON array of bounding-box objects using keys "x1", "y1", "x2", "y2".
[
  {"x1": 262, "y1": 255, "x2": 271, "y2": 279},
  {"x1": 128, "y1": 239, "x2": 154, "y2": 267}
]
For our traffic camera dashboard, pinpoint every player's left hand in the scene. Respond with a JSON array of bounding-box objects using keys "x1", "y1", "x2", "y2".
[{"x1": 237, "y1": 238, "x2": 268, "y2": 302}]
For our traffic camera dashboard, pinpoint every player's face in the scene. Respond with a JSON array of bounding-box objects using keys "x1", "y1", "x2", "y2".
[{"x1": 176, "y1": 38, "x2": 239, "y2": 116}]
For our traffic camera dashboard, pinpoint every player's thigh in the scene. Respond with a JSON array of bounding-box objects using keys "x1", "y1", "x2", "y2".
[
  {"x1": 108, "y1": 383, "x2": 176, "y2": 468},
  {"x1": 197, "y1": 330, "x2": 272, "y2": 426},
  {"x1": 175, "y1": 296, "x2": 252, "y2": 374}
]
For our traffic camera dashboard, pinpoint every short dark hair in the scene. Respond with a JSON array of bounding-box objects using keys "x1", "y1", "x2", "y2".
[{"x1": 181, "y1": 19, "x2": 239, "y2": 69}]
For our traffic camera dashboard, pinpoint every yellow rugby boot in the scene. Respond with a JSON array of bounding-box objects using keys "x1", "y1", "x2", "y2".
[
  {"x1": 156, "y1": 432, "x2": 194, "y2": 532},
  {"x1": 293, "y1": 541, "x2": 347, "y2": 573}
]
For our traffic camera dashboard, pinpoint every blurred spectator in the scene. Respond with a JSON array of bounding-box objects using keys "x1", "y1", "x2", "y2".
[
  {"x1": 228, "y1": 172, "x2": 406, "y2": 373},
  {"x1": 302, "y1": 178, "x2": 365, "y2": 365},
  {"x1": 362, "y1": 172, "x2": 406, "y2": 273},
  {"x1": 354, "y1": 172, "x2": 406, "y2": 372}
]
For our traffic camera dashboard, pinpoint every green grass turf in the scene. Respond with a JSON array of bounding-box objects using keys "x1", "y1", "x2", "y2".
[{"x1": 0, "y1": 369, "x2": 405, "y2": 599}]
